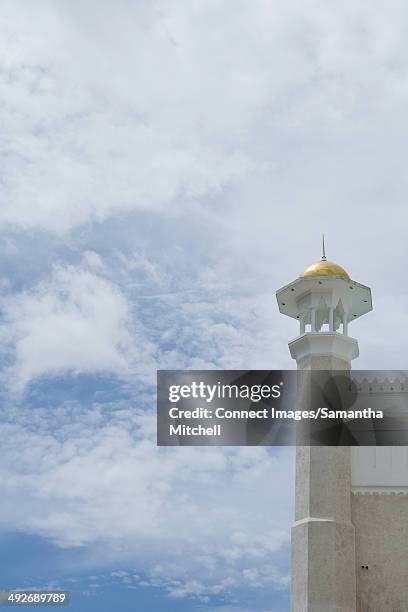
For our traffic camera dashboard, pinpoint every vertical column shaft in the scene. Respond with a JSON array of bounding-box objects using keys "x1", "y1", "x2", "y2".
[
  {"x1": 329, "y1": 307, "x2": 334, "y2": 332},
  {"x1": 343, "y1": 312, "x2": 348, "y2": 336},
  {"x1": 311, "y1": 308, "x2": 317, "y2": 332}
]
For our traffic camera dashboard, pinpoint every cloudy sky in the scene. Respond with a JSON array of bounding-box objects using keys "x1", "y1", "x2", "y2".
[{"x1": 1, "y1": 1, "x2": 408, "y2": 610}]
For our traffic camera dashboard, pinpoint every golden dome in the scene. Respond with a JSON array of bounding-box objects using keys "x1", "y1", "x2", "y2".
[{"x1": 300, "y1": 259, "x2": 350, "y2": 281}]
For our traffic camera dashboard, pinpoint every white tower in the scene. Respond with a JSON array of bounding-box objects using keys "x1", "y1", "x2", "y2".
[{"x1": 276, "y1": 240, "x2": 372, "y2": 612}]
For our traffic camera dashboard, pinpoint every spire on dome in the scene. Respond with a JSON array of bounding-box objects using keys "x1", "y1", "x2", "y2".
[{"x1": 322, "y1": 233, "x2": 326, "y2": 261}]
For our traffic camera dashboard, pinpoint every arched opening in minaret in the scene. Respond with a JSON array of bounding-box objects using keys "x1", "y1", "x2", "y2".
[{"x1": 297, "y1": 298, "x2": 349, "y2": 336}]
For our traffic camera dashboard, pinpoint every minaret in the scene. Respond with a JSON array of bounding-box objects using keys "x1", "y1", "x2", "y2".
[{"x1": 276, "y1": 240, "x2": 372, "y2": 612}]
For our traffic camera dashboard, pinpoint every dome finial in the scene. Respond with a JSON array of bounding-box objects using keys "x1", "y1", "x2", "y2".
[{"x1": 322, "y1": 233, "x2": 326, "y2": 261}]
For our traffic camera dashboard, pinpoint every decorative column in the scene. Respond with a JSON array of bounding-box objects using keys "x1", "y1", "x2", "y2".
[
  {"x1": 343, "y1": 312, "x2": 348, "y2": 336},
  {"x1": 329, "y1": 306, "x2": 334, "y2": 332},
  {"x1": 311, "y1": 308, "x2": 316, "y2": 332}
]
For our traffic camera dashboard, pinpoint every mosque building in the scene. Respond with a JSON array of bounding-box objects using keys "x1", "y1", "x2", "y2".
[{"x1": 276, "y1": 241, "x2": 408, "y2": 611}]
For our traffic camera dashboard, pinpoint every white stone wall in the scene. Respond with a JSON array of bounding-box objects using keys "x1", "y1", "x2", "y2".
[
  {"x1": 351, "y1": 446, "x2": 408, "y2": 611},
  {"x1": 352, "y1": 492, "x2": 408, "y2": 611},
  {"x1": 352, "y1": 447, "x2": 408, "y2": 489}
]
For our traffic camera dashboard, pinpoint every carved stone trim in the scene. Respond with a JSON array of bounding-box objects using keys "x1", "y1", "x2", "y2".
[
  {"x1": 352, "y1": 486, "x2": 408, "y2": 496},
  {"x1": 352, "y1": 376, "x2": 408, "y2": 393}
]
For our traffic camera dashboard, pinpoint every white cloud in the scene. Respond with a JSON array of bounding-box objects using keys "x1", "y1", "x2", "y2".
[
  {"x1": 0, "y1": 0, "x2": 261, "y2": 233},
  {"x1": 1, "y1": 0, "x2": 408, "y2": 375},
  {"x1": 0, "y1": 403, "x2": 293, "y2": 600},
  {"x1": 2, "y1": 1, "x2": 408, "y2": 608},
  {"x1": 0, "y1": 253, "x2": 293, "y2": 604},
  {"x1": 153, "y1": 291, "x2": 294, "y2": 371},
  {"x1": 0, "y1": 264, "x2": 154, "y2": 390},
  {"x1": 82, "y1": 250, "x2": 105, "y2": 270},
  {"x1": 2, "y1": 0, "x2": 408, "y2": 237}
]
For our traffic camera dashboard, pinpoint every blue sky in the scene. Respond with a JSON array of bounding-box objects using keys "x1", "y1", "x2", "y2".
[
  {"x1": 0, "y1": 370, "x2": 293, "y2": 612},
  {"x1": 0, "y1": 532, "x2": 290, "y2": 611},
  {"x1": 2, "y1": 1, "x2": 408, "y2": 611}
]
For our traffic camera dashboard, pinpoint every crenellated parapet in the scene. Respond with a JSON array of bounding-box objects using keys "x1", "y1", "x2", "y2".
[{"x1": 352, "y1": 376, "x2": 408, "y2": 394}]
